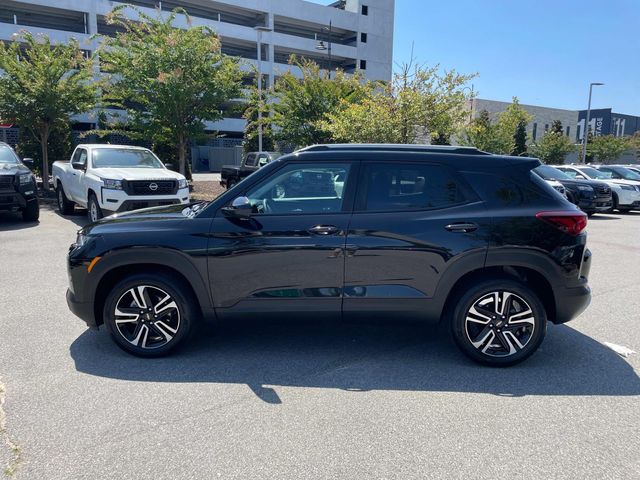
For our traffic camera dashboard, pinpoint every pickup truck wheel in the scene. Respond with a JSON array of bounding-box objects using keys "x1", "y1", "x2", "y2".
[
  {"x1": 22, "y1": 198, "x2": 39, "y2": 222},
  {"x1": 103, "y1": 273, "x2": 196, "y2": 357},
  {"x1": 451, "y1": 279, "x2": 547, "y2": 367},
  {"x1": 56, "y1": 184, "x2": 75, "y2": 215},
  {"x1": 87, "y1": 193, "x2": 103, "y2": 222}
]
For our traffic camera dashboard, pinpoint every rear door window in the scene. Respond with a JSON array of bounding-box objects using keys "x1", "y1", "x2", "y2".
[{"x1": 359, "y1": 163, "x2": 470, "y2": 212}]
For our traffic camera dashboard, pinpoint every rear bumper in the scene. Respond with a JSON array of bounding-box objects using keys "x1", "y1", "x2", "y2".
[
  {"x1": 66, "y1": 289, "x2": 98, "y2": 328},
  {"x1": 552, "y1": 281, "x2": 591, "y2": 324}
]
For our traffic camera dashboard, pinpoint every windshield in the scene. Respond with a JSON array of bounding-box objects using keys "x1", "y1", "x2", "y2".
[
  {"x1": 534, "y1": 165, "x2": 571, "y2": 180},
  {"x1": 92, "y1": 148, "x2": 164, "y2": 169},
  {"x1": 614, "y1": 167, "x2": 640, "y2": 181},
  {"x1": 579, "y1": 167, "x2": 611, "y2": 179},
  {"x1": 0, "y1": 146, "x2": 19, "y2": 164}
]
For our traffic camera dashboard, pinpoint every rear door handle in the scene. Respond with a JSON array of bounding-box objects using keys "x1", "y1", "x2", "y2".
[
  {"x1": 308, "y1": 225, "x2": 339, "y2": 235},
  {"x1": 445, "y1": 222, "x2": 478, "y2": 233}
]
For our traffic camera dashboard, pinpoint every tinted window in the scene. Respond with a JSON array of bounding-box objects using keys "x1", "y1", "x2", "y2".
[
  {"x1": 245, "y1": 163, "x2": 350, "y2": 215},
  {"x1": 73, "y1": 149, "x2": 88, "y2": 166},
  {"x1": 534, "y1": 165, "x2": 571, "y2": 180},
  {"x1": 244, "y1": 154, "x2": 257, "y2": 167},
  {"x1": 0, "y1": 145, "x2": 19, "y2": 164},
  {"x1": 362, "y1": 163, "x2": 468, "y2": 212}
]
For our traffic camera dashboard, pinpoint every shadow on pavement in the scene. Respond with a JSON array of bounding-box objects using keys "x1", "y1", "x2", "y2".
[
  {"x1": 46, "y1": 203, "x2": 89, "y2": 228},
  {"x1": 588, "y1": 214, "x2": 620, "y2": 221},
  {"x1": 70, "y1": 319, "x2": 640, "y2": 403},
  {"x1": 0, "y1": 211, "x2": 39, "y2": 230}
]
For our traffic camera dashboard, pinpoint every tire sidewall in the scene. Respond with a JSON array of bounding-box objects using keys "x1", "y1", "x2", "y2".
[
  {"x1": 103, "y1": 273, "x2": 196, "y2": 357},
  {"x1": 22, "y1": 198, "x2": 39, "y2": 222},
  {"x1": 451, "y1": 279, "x2": 547, "y2": 367},
  {"x1": 88, "y1": 194, "x2": 102, "y2": 222}
]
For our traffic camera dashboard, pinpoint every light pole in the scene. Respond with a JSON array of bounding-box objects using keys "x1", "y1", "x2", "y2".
[
  {"x1": 462, "y1": 84, "x2": 475, "y2": 122},
  {"x1": 581, "y1": 82, "x2": 604, "y2": 164},
  {"x1": 255, "y1": 25, "x2": 272, "y2": 153},
  {"x1": 315, "y1": 21, "x2": 332, "y2": 78}
]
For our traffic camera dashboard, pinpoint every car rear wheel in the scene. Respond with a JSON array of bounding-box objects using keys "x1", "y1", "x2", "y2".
[
  {"x1": 87, "y1": 193, "x2": 103, "y2": 223},
  {"x1": 56, "y1": 183, "x2": 75, "y2": 215},
  {"x1": 103, "y1": 273, "x2": 197, "y2": 357},
  {"x1": 451, "y1": 279, "x2": 547, "y2": 367}
]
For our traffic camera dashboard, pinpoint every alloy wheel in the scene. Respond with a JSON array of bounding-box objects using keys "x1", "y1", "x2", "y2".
[
  {"x1": 114, "y1": 285, "x2": 181, "y2": 349},
  {"x1": 58, "y1": 189, "x2": 64, "y2": 210},
  {"x1": 464, "y1": 291, "x2": 535, "y2": 358},
  {"x1": 90, "y1": 202, "x2": 98, "y2": 222}
]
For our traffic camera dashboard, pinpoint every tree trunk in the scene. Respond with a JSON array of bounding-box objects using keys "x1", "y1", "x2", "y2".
[
  {"x1": 178, "y1": 134, "x2": 186, "y2": 177},
  {"x1": 40, "y1": 126, "x2": 50, "y2": 192}
]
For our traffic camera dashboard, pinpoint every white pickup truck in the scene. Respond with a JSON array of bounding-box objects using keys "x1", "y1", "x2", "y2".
[{"x1": 53, "y1": 144, "x2": 190, "y2": 222}]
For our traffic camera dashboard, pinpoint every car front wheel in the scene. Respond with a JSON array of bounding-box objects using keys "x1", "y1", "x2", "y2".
[
  {"x1": 451, "y1": 279, "x2": 547, "y2": 367},
  {"x1": 87, "y1": 193, "x2": 103, "y2": 223},
  {"x1": 103, "y1": 273, "x2": 196, "y2": 357}
]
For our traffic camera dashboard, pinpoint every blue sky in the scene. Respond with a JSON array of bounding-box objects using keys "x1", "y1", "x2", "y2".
[{"x1": 309, "y1": 0, "x2": 640, "y2": 115}]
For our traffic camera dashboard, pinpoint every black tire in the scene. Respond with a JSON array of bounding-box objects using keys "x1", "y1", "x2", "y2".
[
  {"x1": 22, "y1": 198, "x2": 39, "y2": 222},
  {"x1": 451, "y1": 278, "x2": 547, "y2": 367},
  {"x1": 87, "y1": 193, "x2": 103, "y2": 223},
  {"x1": 226, "y1": 179, "x2": 236, "y2": 190},
  {"x1": 103, "y1": 273, "x2": 197, "y2": 357},
  {"x1": 587, "y1": 212, "x2": 595, "y2": 217},
  {"x1": 56, "y1": 183, "x2": 75, "y2": 215}
]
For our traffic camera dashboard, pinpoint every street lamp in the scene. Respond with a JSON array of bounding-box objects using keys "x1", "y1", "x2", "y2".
[
  {"x1": 581, "y1": 82, "x2": 604, "y2": 164},
  {"x1": 462, "y1": 84, "x2": 475, "y2": 122},
  {"x1": 254, "y1": 25, "x2": 272, "y2": 153},
  {"x1": 315, "y1": 20, "x2": 332, "y2": 78}
]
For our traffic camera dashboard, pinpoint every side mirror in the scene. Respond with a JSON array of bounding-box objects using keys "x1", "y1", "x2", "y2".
[
  {"x1": 22, "y1": 158, "x2": 34, "y2": 168},
  {"x1": 72, "y1": 162, "x2": 85, "y2": 171},
  {"x1": 575, "y1": 174, "x2": 585, "y2": 179},
  {"x1": 222, "y1": 196, "x2": 252, "y2": 219},
  {"x1": 164, "y1": 163, "x2": 175, "y2": 170}
]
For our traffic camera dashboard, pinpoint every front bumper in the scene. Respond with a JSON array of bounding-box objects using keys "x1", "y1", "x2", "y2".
[
  {"x1": 99, "y1": 187, "x2": 190, "y2": 213},
  {"x1": 617, "y1": 189, "x2": 640, "y2": 209},
  {"x1": 0, "y1": 189, "x2": 36, "y2": 211},
  {"x1": 66, "y1": 288, "x2": 98, "y2": 328}
]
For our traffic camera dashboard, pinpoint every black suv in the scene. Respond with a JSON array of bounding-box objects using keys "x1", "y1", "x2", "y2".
[
  {"x1": 67, "y1": 145, "x2": 591, "y2": 366},
  {"x1": 0, "y1": 142, "x2": 39, "y2": 221}
]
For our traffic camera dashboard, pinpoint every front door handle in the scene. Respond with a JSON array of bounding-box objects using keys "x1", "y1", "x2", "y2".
[
  {"x1": 308, "y1": 225, "x2": 339, "y2": 235},
  {"x1": 445, "y1": 222, "x2": 478, "y2": 233}
]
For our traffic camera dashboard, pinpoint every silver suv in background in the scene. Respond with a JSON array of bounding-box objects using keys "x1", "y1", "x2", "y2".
[{"x1": 554, "y1": 165, "x2": 640, "y2": 213}]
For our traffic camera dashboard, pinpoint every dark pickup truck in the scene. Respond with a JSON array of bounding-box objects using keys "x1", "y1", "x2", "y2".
[{"x1": 220, "y1": 151, "x2": 281, "y2": 189}]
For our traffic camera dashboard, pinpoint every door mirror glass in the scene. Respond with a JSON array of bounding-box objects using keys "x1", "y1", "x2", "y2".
[
  {"x1": 575, "y1": 174, "x2": 585, "y2": 179},
  {"x1": 164, "y1": 163, "x2": 175, "y2": 170},
  {"x1": 222, "y1": 196, "x2": 253, "y2": 218}
]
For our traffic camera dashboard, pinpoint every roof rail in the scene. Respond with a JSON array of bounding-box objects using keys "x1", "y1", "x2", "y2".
[{"x1": 297, "y1": 144, "x2": 490, "y2": 155}]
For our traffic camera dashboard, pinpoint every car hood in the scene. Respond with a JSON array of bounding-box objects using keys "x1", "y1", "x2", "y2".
[
  {"x1": 0, "y1": 163, "x2": 30, "y2": 175},
  {"x1": 556, "y1": 178, "x2": 608, "y2": 189},
  {"x1": 90, "y1": 167, "x2": 185, "y2": 181},
  {"x1": 609, "y1": 179, "x2": 640, "y2": 187}
]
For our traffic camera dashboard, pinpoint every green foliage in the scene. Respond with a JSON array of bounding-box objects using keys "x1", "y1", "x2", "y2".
[
  {"x1": 529, "y1": 131, "x2": 577, "y2": 164},
  {"x1": 242, "y1": 78, "x2": 275, "y2": 153},
  {"x1": 462, "y1": 97, "x2": 533, "y2": 155},
  {"x1": 551, "y1": 120, "x2": 563, "y2": 135},
  {"x1": 512, "y1": 119, "x2": 527, "y2": 156},
  {"x1": 16, "y1": 123, "x2": 73, "y2": 175},
  {"x1": 270, "y1": 56, "x2": 371, "y2": 148},
  {"x1": 0, "y1": 32, "x2": 98, "y2": 189},
  {"x1": 587, "y1": 135, "x2": 630, "y2": 162},
  {"x1": 98, "y1": 6, "x2": 244, "y2": 175},
  {"x1": 320, "y1": 60, "x2": 475, "y2": 145}
]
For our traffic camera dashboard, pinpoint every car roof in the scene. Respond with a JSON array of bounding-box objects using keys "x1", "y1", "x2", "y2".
[{"x1": 76, "y1": 144, "x2": 150, "y2": 151}]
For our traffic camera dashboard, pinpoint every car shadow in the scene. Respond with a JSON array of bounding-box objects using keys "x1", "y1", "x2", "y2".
[
  {"x1": 44, "y1": 203, "x2": 89, "y2": 228},
  {"x1": 70, "y1": 319, "x2": 640, "y2": 403},
  {"x1": 589, "y1": 214, "x2": 620, "y2": 220},
  {"x1": 0, "y1": 211, "x2": 39, "y2": 230}
]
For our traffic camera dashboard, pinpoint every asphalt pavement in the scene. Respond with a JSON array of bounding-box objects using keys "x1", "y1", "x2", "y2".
[{"x1": 0, "y1": 204, "x2": 638, "y2": 479}]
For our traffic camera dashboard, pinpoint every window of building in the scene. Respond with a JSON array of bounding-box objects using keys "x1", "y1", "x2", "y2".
[
  {"x1": 359, "y1": 60, "x2": 367, "y2": 70},
  {"x1": 245, "y1": 163, "x2": 351, "y2": 215},
  {"x1": 360, "y1": 32, "x2": 368, "y2": 43},
  {"x1": 566, "y1": 126, "x2": 570, "y2": 137},
  {"x1": 360, "y1": 163, "x2": 469, "y2": 212},
  {"x1": 361, "y1": 5, "x2": 369, "y2": 15},
  {"x1": 532, "y1": 123, "x2": 537, "y2": 140},
  {"x1": 544, "y1": 124, "x2": 549, "y2": 132},
  {"x1": 576, "y1": 124, "x2": 581, "y2": 141}
]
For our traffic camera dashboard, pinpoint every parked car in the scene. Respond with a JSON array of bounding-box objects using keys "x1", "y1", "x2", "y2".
[
  {"x1": 52, "y1": 144, "x2": 190, "y2": 222},
  {"x1": 620, "y1": 165, "x2": 640, "y2": 176},
  {"x1": 0, "y1": 142, "x2": 39, "y2": 221},
  {"x1": 534, "y1": 165, "x2": 611, "y2": 215},
  {"x1": 539, "y1": 178, "x2": 567, "y2": 198},
  {"x1": 66, "y1": 144, "x2": 592, "y2": 367},
  {"x1": 554, "y1": 165, "x2": 640, "y2": 213},
  {"x1": 220, "y1": 151, "x2": 282, "y2": 189}
]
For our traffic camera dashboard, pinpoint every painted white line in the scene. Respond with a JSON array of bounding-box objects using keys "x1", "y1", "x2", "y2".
[{"x1": 604, "y1": 342, "x2": 637, "y2": 358}]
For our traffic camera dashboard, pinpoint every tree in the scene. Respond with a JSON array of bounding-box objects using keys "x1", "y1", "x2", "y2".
[
  {"x1": 320, "y1": 60, "x2": 475, "y2": 145},
  {"x1": 269, "y1": 56, "x2": 370, "y2": 148},
  {"x1": 98, "y1": 6, "x2": 244, "y2": 175},
  {"x1": 497, "y1": 98, "x2": 533, "y2": 155},
  {"x1": 587, "y1": 135, "x2": 630, "y2": 163},
  {"x1": 529, "y1": 131, "x2": 577, "y2": 164},
  {"x1": 462, "y1": 109, "x2": 511, "y2": 153},
  {"x1": 16, "y1": 123, "x2": 73, "y2": 175},
  {"x1": 0, "y1": 32, "x2": 98, "y2": 190},
  {"x1": 551, "y1": 120, "x2": 563, "y2": 135},
  {"x1": 242, "y1": 77, "x2": 275, "y2": 153},
  {"x1": 512, "y1": 120, "x2": 527, "y2": 156}
]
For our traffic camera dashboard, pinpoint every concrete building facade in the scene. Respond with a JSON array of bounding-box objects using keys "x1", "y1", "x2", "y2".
[{"x1": 0, "y1": 0, "x2": 395, "y2": 142}]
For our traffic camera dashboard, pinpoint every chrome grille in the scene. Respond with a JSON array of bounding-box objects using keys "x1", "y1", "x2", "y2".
[
  {"x1": 125, "y1": 180, "x2": 177, "y2": 196},
  {"x1": 0, "y1": 175, "x2": 14, "y2": 190}
]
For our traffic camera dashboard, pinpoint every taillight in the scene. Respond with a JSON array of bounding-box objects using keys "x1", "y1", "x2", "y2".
[{"x1": 536, "y1": 211, "x2": 588, "y2": 236}]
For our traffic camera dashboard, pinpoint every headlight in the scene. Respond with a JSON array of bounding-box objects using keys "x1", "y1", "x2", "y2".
[
  {"x1": 19, "y1": 173, "x2": 34, "y2": 185},
  {"x1": 178, "y1": 178, "x2": 188, "y2": 189},
  {"x1": 577, "y1": 185, "x2": 593, "y2": 192},
  {"x1": 75, "y1": 231, "x2": 87, "y2": 247},
  {"x1": 102, "y1": 178, "x2": 123, "y2": 190},
  {"x1": 620, "y1": 184, "x2": 635, "y2": 191}
]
